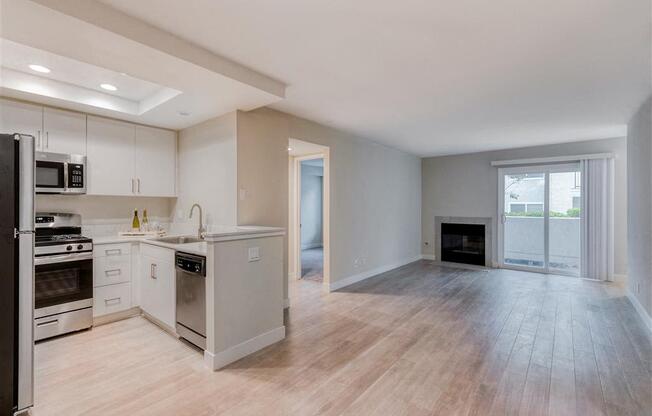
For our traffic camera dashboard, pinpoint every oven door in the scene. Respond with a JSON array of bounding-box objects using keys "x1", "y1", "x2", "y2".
[
  {"x1": 35, "y1": 159, "x2": 66, "y2": 193},
  {"x1": 34, "y1": 253, "x2": 93, "y2": 318}
]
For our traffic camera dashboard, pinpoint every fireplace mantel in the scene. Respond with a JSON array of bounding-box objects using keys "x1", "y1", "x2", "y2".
[{"x1": 434, "y1": 216, "x2": 493, "y2": 267}]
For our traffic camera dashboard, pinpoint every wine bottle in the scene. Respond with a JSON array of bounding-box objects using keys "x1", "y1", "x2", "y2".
[
  {"x1": 132, "y1": 209, "x2": 140, "y2": 231},
  {"x1": 142, "y1": 209, "x2": 149, "y2": 232}
]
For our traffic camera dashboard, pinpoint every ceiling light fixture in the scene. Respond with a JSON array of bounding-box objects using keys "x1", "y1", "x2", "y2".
[
  {"x1": 178, "y1": 111, "x2": 190, "y2": 116},
  {"x1": 100, "y1": 83, "x2": 117, "y2": 91},
  {"x1": 287, "y1": 146, "x2": 293, "y2": 151},
  {"x1": 28, "y1": 64, "x2": 50, "y2": 73}
]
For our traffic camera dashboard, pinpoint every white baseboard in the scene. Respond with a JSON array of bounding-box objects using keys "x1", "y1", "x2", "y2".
[
  {"x1": 329, "y1": 255, "x2": 423, "y2": 292},
  {"x1": 422, "y1": 254, "x2": 436, "y2": 261},
  {"x1": 284, "y1": 298, "x2": 290, "y2": 309},
  {"x1": 204, "y1": 326, "x2": 286, "y2": 370},
  {"x1": 627, "y1": 290, "x2": 652, "y2": 334},
  {"x1": 93, "y1": 306, "x2": 141, "y2": 327}
]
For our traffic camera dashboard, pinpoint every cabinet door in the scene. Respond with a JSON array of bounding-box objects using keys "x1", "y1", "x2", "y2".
[
  {"x1": 87, "y1": 116, "x2": 135, "y2": 196},
  {"x1": 140, "y1": 254, "x2": 176, "y2": 329},
  {"x1": 135, "y1": 126, "x2": 176, "y2": 197},
  {"x1": 0, "y1": 99, "x2": 43, "y2": 149},
  {"x1": 43, "y1": 107, "x2": 86, "y2": 155}
]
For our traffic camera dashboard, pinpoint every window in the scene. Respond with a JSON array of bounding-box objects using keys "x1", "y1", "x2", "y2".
[
  {"x1": 509, "y1": 202, "x2": 544, "y2": 213},
  {"x1": 572, "y1": 196, "x2": 581, "y2": 209}
]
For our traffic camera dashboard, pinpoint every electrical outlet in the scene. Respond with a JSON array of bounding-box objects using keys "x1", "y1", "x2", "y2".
[{"x1": 248, "y1": 247, "x2": 261, "y2": 262}]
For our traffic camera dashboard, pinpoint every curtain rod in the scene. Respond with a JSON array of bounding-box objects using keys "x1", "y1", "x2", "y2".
[{"x1": 491, "y1": 153, "x2": 615, "y2": 167}]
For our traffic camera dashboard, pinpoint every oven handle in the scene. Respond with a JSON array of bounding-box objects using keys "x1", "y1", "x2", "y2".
[{"x1": 35, "y1": 252, "x2": 93, "y2": 265}]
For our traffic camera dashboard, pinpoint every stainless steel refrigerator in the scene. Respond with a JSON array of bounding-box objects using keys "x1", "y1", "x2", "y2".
[{"x1": 0, "y1": 133, "x2": 34, "y2": 415}]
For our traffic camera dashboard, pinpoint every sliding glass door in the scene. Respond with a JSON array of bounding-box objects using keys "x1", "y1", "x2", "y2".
[{"x1": 498, "y1": 163, "x2": 581, "y2": 276}]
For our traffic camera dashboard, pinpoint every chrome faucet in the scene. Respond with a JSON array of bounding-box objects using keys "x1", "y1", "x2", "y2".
[{"x1": 189, "y1": 203, "x2": 206, "y2": 239}]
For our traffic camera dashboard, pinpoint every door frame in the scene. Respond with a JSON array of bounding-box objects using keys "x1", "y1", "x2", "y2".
[
  {"x1": 292, "y1": 151, "x2": 330, "y2": 290},
  {"x1": 497, "y1": 162, "x2": 580, "y2": 276}
]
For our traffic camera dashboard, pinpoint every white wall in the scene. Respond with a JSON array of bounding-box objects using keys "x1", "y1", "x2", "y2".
[
  {"x1": 236, "y1": 107, "x2": 422, "y2": 294},
  {"x1": 35, "y1": 195, "x2": 173, "y2": 237},
  {"x1": 422, "y1": 137, "x2": 628, "y2": 276},
  {"x1": 627, "y1": 96, "x2": 652, "y2": 319},
  {"x1": 171, "y1": 111, "x2": 238, "y2": 235},
  {"x1": 300, "y1": 163, "x2": 323, "y2": 249}
]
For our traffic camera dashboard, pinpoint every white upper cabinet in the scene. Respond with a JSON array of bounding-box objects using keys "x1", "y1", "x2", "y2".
[
  {"x1": 87, "y1": 116, "x2": 136, "y2": 196},
  {"x1": 135, "y1": 126, "x2": 176, "y2": 197},
  {"x1": 42, "y1": 107, "x2": 87, "y2": 155},
  {"x1": 0, "y1": 99, "x2": 43, "y2": 146},
  {"x1": 87, "y1": 116, "x2": 176, "y2": 197}
]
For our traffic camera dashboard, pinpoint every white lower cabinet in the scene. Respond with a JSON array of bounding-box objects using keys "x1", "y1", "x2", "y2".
[
  {"x1": 93, "y1": 242, "x2": 136, "y2": 318},
  {"x1": 139, "y1": 244, "x2": 176, "y2": 329}
]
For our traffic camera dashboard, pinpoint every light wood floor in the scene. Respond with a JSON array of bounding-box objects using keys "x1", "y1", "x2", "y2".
[{"x1": 33, "y1": 261, "x2": 651, "y2": 416}]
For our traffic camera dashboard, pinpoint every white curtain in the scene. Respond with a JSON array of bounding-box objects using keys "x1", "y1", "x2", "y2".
[{"x1": 580, "y1": 158, "x2": 614, "y2": 280}]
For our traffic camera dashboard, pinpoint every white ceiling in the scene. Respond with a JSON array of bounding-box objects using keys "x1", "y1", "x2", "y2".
[
  {"x1": 99, "y1": 0, "x2": 650, "y2": 156},
  {"x1": 0, "y1": 0, "x2": 285, "y2": 129}
]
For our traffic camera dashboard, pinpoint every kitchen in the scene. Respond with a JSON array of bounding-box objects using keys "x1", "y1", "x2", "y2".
[{"x1": 0, "y1": 2, "x2": 288, "y2": 412}]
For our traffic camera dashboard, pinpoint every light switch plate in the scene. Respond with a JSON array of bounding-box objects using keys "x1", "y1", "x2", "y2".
[{"x1": 248, "y1": 246, "x2": 261, "y2": 262}]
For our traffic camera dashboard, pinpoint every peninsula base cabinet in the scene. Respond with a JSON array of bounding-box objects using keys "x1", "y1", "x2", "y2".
[{"x1": 139, "y1": 244, "x2": 176, "y2": 330}]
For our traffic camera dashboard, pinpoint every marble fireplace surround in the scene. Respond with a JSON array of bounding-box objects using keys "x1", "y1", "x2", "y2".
[{"x1": 434, "y1": 216, "x2": 493, "y2": 268}]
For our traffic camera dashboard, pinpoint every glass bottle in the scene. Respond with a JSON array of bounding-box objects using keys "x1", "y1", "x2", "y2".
[
  {"x1": 132, "y1": 209, "x2": 140, "y2": 231},
  {"x1": 142, "y1": 209, "x2": 149, "y2": 232}
]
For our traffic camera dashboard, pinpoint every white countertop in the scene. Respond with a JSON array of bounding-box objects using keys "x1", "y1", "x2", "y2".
[
  {"x1": 202, "y1": 225, "x2": 285, "y2": 242},
  {"x1": 92, "y1": 235, "x2": 208, "y2": 256},
  {"x1": 92, "y1": 226, "x2": 285, "y2": 255}
]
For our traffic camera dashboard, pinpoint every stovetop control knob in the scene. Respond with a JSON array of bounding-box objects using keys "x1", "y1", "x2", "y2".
[
  {"x1": 66, "y1": 245, "x2": 73, "y2": 251},
  {"x1": 77, "y1": 244, "x2": 84, "y2": 250}
]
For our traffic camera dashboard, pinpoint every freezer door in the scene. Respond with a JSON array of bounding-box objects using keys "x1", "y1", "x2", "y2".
[{"x1": 18, "y1": 134, "x2": 34, "y2": 232}]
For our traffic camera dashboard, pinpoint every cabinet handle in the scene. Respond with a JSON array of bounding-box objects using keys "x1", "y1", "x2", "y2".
[
  {"x1": 46, "y1": 131, "x2": 49, "y2": 148},
  {"x1": 105, "y1": 269, "x2": 121, "y2": 276},
  {"x1": 131, "y1": 178, "x2": 135, "y2": 194},
  {"x1": 105, "y1": 249, "x2": 122, "y2": 256},
  {"x1": 37, "y1": 130, "x2": 41, "y2": 149},
  {"x1": 104, "y1": 297, "x2": 121, "y2": 306},
  {"x1": 150, "y1": 263, "x2": 157, "y2": 279},
  {"x1": 137, "y1": 178, "x2": 141, "y2": 194},
  {"x1": 36, "y1": 319, "x2": 59, "y2": 327}
]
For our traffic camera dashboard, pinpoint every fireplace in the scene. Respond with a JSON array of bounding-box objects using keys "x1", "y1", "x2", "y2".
[{"x1": 440, "y1": 223, "x2": 486, "y2": 266}]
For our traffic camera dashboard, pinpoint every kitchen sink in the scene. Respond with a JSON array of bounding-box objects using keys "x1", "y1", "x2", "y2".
[{"x1": 153, "y1": 235, "x2": 203, "y2": 244}]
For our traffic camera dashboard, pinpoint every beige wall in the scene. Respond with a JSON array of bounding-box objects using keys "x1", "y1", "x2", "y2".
[
  {"x1": 172, "y1": 112, "x2": 238, "y2": 234},
  {"x1": 235, "y1": 108, "x2": 422, "y2": 296},
  {"x1": 422, "y1": 137, "x2": 628, "y2": 277},
  {"x1": 627, "y1": 96, "x2": 652, "y2": 318}
]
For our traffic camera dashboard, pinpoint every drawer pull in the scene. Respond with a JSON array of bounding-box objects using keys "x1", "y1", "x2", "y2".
[
  {"x1": 37, "y1": 319, "x2": 59, "y2": 327},
  {"x1": 150, "y1": 263, "x2": 157, "y2": 279},
  {"x1": 105, "y1": 269, "x2": 122, "y2": 276},
  {"x1": 105, "y1": 249, "x2": 122, "y2": 256},
  {"x1": 104, "y1": 297, "x2": 122, "y2": 306}
]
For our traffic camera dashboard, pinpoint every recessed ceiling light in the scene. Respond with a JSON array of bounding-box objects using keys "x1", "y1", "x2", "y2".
[
  {"x1": 100, "y1": 83, "x2": 117, "y2": 91},
  {"x1": 287, "y1": 146, "x2": 293, "y2": 151},
  {"x1": 28, "y1": 64, "x2": 50, "y2": 73}
]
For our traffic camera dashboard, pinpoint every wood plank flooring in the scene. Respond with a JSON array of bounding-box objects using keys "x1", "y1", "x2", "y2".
[{"x1": 33, "y1": 261, "x2": 652, "y2": 416}]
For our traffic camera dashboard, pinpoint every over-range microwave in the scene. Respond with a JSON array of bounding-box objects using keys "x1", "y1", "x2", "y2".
[{"x1": 35, "y1": 151, "x2": 86, "y2": 194}]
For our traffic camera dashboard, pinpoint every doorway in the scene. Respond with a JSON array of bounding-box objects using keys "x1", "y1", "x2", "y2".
[
  {"x1": 498, "y1": 163, "x2": 582, "y2": 276},
  {"x1": 288, "y1": 139, "x2": 330, "y2": 291}
]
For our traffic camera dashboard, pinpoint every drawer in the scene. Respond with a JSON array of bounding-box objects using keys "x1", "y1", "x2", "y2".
[
  {"x1": 94, "y1": 255, "x2": 131, "y2": 287},
  {"x1": 140, "y1": 242, "x2": 174, "y2": 264},
  {"x1": 94, "y1": 242, "x2": 132, "y2": 258},
  {"x1": 93, "y1": 282, "x2": 132, "y2": 317}
]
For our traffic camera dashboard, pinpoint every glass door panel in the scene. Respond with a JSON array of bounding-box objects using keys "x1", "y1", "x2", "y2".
[
  {"x1": 502, "y1": 172, "x2": 546, "y2": 269},
  {"x1": 548, "y1": 170, "x2": 581, "y2": 275}
]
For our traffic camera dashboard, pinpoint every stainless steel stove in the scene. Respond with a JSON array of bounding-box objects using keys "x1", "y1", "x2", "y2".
[{"x1": 34, "y1": 213, "x2": 93, "y2": 341}]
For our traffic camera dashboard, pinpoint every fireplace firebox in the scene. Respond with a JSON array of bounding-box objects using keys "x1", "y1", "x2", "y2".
[{"x1": 441, "y1": 223, "x2": 485, "y2": 266}]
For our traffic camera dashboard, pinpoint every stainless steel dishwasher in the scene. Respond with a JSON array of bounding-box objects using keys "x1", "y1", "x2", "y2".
[{"x1": 175, "y1": 252, "x2": 206, "y2": 350}]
